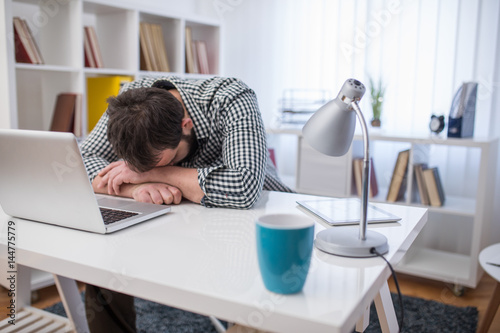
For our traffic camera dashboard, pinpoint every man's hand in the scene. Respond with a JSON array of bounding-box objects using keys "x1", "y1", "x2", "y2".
[
  {"x1": 131, "y1": 183, "x2": 182, "y2": 205},
  {"x1": 94, "y1": 161, "x2": 204, "y2": 205},
  {"x1": 98, "y1": 161, "x2": 145, "y2": 195}
]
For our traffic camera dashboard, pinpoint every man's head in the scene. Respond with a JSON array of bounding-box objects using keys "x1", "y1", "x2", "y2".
[{"x1": 106, "y1": 87, "x2": 194, "y2": 172}]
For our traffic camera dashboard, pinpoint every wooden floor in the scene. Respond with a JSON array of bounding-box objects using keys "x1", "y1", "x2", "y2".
[{"x1": 1, "y1": 274, "x2": 499, "y2": 332}]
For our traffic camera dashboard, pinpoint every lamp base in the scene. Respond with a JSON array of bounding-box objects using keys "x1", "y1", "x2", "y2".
[{"x1": 314, "y1": 227, "x2": 389, "y2": 258}]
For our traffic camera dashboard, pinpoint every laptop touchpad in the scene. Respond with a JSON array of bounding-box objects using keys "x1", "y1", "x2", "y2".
[{"x1": 97, "y1": 196, "x2": 133, "y2": 209}]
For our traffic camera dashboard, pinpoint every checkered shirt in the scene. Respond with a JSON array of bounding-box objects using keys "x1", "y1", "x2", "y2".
[{"x1": 79, "y1": 76, "x2": 292, "y2": 209}]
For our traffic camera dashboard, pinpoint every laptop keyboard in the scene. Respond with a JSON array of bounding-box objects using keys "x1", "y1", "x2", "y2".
[{"x1": 100, "y1": 207, "x2": 139, "y2": 225}]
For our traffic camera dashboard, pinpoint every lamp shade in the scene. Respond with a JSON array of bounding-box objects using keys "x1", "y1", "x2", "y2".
[{"x1": 302, "y1": 79, "x2": 366, "y2": 156}]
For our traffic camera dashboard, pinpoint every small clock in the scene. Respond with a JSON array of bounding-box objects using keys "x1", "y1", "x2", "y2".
[{"x1": 429, "y1": 115, "x2": 445, "y2": 134}]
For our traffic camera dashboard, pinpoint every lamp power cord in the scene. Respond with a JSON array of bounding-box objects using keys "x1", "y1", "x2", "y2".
[{"x1": 371, "y1": 248, "x2": 404, "y2": 333}]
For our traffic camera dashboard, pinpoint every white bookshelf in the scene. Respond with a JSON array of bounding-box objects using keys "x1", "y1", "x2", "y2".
[
  {"x1": 4, "y1": 0, "x2": 222, "y2": 133},
  {"x1": 1, "y1": 0, "x2": 222, "y2": 292},
  {"x1": 270, "y1": 127, "x2": 498, "y2": 293}
]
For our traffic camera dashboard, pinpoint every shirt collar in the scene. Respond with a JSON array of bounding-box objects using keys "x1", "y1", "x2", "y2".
[{"x1": 158, "y1": 77, "x2": 211, "y2": 141}]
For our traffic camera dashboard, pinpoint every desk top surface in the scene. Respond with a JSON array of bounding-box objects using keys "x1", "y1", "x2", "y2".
[
  {"x1": 0, "y1": 191, "x2": 427, "y2": 333},
  {"x1": 479, "y1": 243, "x2": 500, "y2": 282}
]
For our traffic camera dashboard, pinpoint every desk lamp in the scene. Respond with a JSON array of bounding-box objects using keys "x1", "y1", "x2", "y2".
[{"x1": 302, "y1": 79, "x2": 389, "y2": 257}]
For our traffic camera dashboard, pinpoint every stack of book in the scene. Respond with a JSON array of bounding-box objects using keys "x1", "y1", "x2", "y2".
[
  {"x1": 84, "y1": 26, "x2": 104, "y2": 68},
  {"x1": 352, "y1": 158, "x2": 379, "y2": 198},
  {"x1": 386, "y1": 149, "x2": 410, "y2": 202},
  {"x1": 139, "y1": 22, "x2": 171, "y2": 72},
  {"x1": 13, "y1": 17, "x2": 44, "y2": 64},
  {"x1": 413, "y1": 164, "x2": 446, "y2": 206},
  {"x1": 185, "y1": 27, "x2": 210, "y2": 74},
  {"x1": 49, "y1": 93, "x2": 83, "y2": 137}
]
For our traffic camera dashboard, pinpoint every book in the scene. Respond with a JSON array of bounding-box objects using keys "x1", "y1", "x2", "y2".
[
  {"x1": 185, "y1": 26, "x2": 195, "y2": 73},
  {"x1": 139, "y1": 22, "x2": 170, "y2": 72},
  {"x1": 13, "y1": 17, "x2": 43, "y2": 64},
  {"x1": 433, "y1": 168, "x2": 446, "y2": 206},
  {"x1": 353, "y1": 158, "x2": 362, "y2": 197},
  {"x1": 83, "y1": 28, "x2": 96, "y2": 68},
  {"x1": 151, "y1": 24, "x2": 170, "y2": 72},
  {"x1": 386, "y1": 149, "x2": 410, "y2": 202},
  {"x1": 196, "y1": 40, "x2": 210, "y2": 74},
  {"x1": 86, "y1": 76, "x2": 134, "y2": 133},
  {"x1": 73, "y1": 94, "x2": 83, "y2": 137},
  {"x1": 84, "y1": 26, "x2": 103, "y2": 68},
  {"x1": 89, "y1": 26, "x2": 104, "y2": 68},
  {"x1": 352, "y1": 158, "x2": 378, "y2": 198},
  {"x1": 191, "y1": 41, "x2": 199, "y2": 73},
  {"x1": 139, "y1": 23, "x2": 153, "y2": 71},
  {"x1": 49, "y1": 93, "x2": 82, "y2": 136},
  {"x1": 13, "y1": 17, "x2": 34, "y2": 64},
  {"x1": 422, "y1": 167, "x2": 445, "y2": 207},
  {"x1": 22, "y1": 18, "x2": 44, "y2": 64},
  {"x1": 144, "y1": 23, "x2": 159, "y2": 71},
  {"x1": 413, "y1": 163, "x2": 429, "y2": 205}
]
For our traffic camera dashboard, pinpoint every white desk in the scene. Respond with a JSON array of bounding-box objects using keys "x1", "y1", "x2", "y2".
[
  {"x1": 478, "y1": 243, "x2": 500, "y2": 333},
  {"x1": 0, "y1": 191, "x2": 427, "y2": 333}
]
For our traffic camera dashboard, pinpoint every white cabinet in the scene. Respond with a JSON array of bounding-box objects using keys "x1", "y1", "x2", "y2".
[
  {"x1": 296, "y1": 137, "x2": 351, "y2": 197},
  {"x1": 271, "y1": 127, "x2": 498, "y2": 290},
  {"x1": 393, "y1": 136, "x2": 498, "y2": 291},
  {"x1": 1, "y1": 0, "x2": 221, "y2": 291}
]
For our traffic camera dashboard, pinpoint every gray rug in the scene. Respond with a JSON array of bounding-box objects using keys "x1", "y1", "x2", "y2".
[{"x1": 45, "y1": 293, "x2": 477, "y2": 332}]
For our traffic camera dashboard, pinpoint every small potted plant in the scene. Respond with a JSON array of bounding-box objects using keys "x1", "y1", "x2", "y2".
[{"x1": 369, "y1": 77, "x2": 385, "y2": 127}]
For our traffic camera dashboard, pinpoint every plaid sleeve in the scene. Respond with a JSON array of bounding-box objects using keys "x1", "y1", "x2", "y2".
[
  {"x1": 198, "y1": 87, "x2": 267, "y2": 209},
  {"x1": 79, "y1": 112, "x2": 119, "y2": 182}
]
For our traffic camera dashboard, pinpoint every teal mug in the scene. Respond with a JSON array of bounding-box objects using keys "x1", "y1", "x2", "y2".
[{"x1": 256, "y1": 214, "x2": 315, "y2": 294}]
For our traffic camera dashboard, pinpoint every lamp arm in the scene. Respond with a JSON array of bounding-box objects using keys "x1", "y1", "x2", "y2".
[{"x1": 351, "y1": 101, "x2": 370, "y2": 241}]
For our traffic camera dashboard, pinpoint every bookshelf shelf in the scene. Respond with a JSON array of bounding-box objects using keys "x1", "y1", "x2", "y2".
[
  {"x1": 84, "y1": 67, "x2": 136, "y2": 76},
  {"x1": 420, "y1": 195, "x2": 476, "y2": 217},
  {"x1": 270, "y1": 127, "x2": 498, "y2": 290},
  {"x1": 396, "y1": 248, "x2": 471, "y2": 286},
  {"x1": 16, "y1": 63, "x2": 80, "y2": 72},
  {"x1": 2, "y1": 0, "x2": 222, "y2": 292}
]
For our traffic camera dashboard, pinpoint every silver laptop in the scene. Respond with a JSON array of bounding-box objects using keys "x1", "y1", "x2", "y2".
[{"x1": 0, "y1": 129, "x2": 171, "y2": 234}]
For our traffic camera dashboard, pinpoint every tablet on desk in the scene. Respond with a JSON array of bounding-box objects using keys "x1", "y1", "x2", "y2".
[{"x1": 297, "y1": 198, "x2": 401, "y2": 226}]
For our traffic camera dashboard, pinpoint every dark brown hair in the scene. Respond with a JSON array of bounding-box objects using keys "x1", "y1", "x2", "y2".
[{"x1": 106, "y1": 87, "x2": 184, "y2": 172}]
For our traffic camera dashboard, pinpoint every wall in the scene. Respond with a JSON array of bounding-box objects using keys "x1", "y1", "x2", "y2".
[
  {"x1": 491, "y1": 27, "x2": 500, "y2": 244},
  {"x1": 0, "y1": 3, "x2": 12, "y2": 129},
  {"x1": 221, "y1": 0, "x2": 500, "y2": 243}
]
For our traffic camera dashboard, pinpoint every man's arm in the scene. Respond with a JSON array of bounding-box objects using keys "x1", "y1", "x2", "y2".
[
  {"x1": 197, "y1": 87, "x2": 268, "y2": 208},
  {"x1": 144, "y1": 166, "x2": 204, "y2": 203},
  {"x1": 96, "y1": 161, "x2": 204, "y2": 204},
  {"x1": 92, "y1": 173, "x2": 183, "y2": 205}
]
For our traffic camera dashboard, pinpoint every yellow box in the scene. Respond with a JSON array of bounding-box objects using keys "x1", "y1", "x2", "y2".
[{"x1": 86, "y1": 76, "x2": 134, "y2": 134}]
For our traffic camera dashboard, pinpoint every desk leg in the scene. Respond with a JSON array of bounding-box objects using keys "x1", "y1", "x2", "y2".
[
  {"x1": 478, "y1": 281, "x2": 500, "y2": 333},
  {"x1": 355, "y1": 304, "x2": 370, "y2": 332},
  {"x1": 53, "y1": 274, "x2": 89, "y2": 333},
  {"x1": 374, "y1": 281, "x2": 398, "y2": 333},
  {"x1": 16, "y1": 264, "x2": 31, "y2": 308}
]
